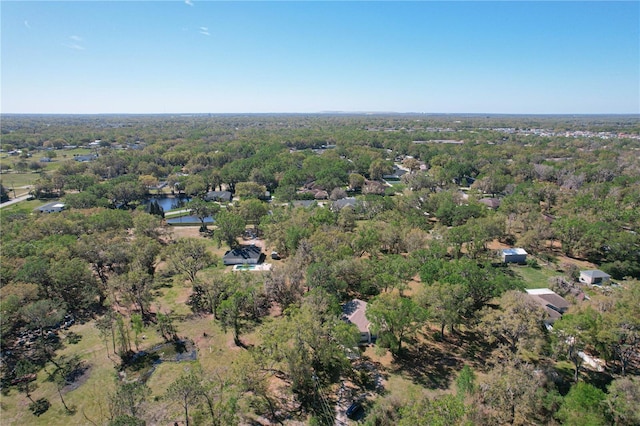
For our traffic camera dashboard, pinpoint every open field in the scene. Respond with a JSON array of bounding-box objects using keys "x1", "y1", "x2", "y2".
[
  {"x1": 0, "y1": 173, "x2": 39, "y2": 189},
  {"x1": 509, "y1": 264, "x2": 559, "y2": 289},
  {"x1": 0, "y1": 301, "x2": 242, "y2": 425},
  {"x1": 0, "y1": 199, "x2": 49, "y2": 220}
]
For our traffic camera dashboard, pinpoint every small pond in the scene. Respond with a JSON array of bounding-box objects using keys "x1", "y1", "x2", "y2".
[
  {"x1": 166, "y1": 215, "x2": 215, "y2": 225},
  {"x1": 145, "y1": 196, "x2": 191, "y2": 211},
  {"x1": 120, "y1": 339, "x2": 197, "y2": 384}
]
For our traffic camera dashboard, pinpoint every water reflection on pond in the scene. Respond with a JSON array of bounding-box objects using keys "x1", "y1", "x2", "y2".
[{"x1": 145, "y1": 196, "x2": 191, "y2": 211}]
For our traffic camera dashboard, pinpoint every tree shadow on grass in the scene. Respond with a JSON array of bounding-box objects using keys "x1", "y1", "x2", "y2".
[
  {"x1": 391, "y1": 338, "x2": 462, "y2": 390},
  {"x1": 389, "y1": 328, "x2": 500, "y2": 389},
  {"x1": 457, "y1": 329, "x2": 499, "y2": 371}
]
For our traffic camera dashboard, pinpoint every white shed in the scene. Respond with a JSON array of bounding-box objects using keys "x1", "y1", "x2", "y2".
[
  {"x1": 501, "y1": 248, "x2": 528, "y2": 263},
  {"x1": 579, "y1": 270, "x2": 611, "y2": 285}
]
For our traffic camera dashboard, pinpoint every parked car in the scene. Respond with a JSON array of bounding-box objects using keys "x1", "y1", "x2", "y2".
[{"x1": 346, "y1": 402, "x2": 364, "y2": 420}]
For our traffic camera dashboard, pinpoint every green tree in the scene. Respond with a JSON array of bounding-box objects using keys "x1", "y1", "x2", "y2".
[
  {"x1": 112, "y1": 269, "x2": 154, "y2": 319},
  {"x1": 598, "y1": 280, "x2": 640, "y2": 376},
  {"x1": 0, "y1": 183, "x2": 10, "y2": 202},
  {"x1": 21, "y1": 300, "x2": 66, "y2": 365},
  {"x1": 553, "y1": 308, "x2": 600, "y2": 382},
  {"x1": 166, "y1": 369, "x2": 202, "y2": 426},
  {"x1": 48, "y1": 257, "x2": 99, "y2": 311},
  {"x1": 167, "y1": 238, "x2": 216, "y2": 284},
  {"x1": 109, "y1": 381, "x2": 151, "y2": 420},
  {"x1": 399, "y1": 393, "x2": 468, "y2": 426},
  {"x1": 115, "y1": 313, "x2": 132, "y2": 357},
  {"x1": 218, "y1": 273, "x2": 266, "y2": 345},
  {"x1": 369, "y1": 158, "x2": 393, "y2": 180},
  {"x1": 556, "y1": 382, "x2": 607, "y2": 426},
  {"x1": 258, "y1": 299, "x2": 357, "y2": 412},
  {"x1": 418, "y1": 280, "x2": 468, "y2": 340},
  {"x1": 237, "y1": 199, "x2": 268, "y2": 232},
  {"x1": 235, "y1": 181, "x2": 267, "y2": 199},
  {"x1": 213, "y1": 209, "x2": 246, "y2": 249},
  {"x1": 186, "y1": 198, "x2": 220, "y2": 230},
  {"x1": 130, "y1": 313, "x2": 144, "y2": 351},
  {"x1": 156, "y1": 312, "x2": 177, "y2": 342},
  {"x1": 479, "y1": 290, "x2": 548, "y2": 355},
  {"x1": 49, "y1": 355, "x2": 83, "y2": 413},
  {"x1": 348, "y1": 173, "x2": 365, "y2": 190},
  {"x1": 605, "y1": 376, "x2": 640, "y2": 426},
  {"x1": 367, "y1": 292, "x2": 427, "y2": 355},
  {"x1": 477, "y1": 358, "x2": 544, "y2": 425},
  {"x1": 188, "y1": 275, "x2": 231, "y2": 319},
  {"x1": 456, "y1": 365, "x2": 476, "y2": 398},
  {"x1": 14, "y1": 359, "x2": 39, "y2": 403},
  {"x1": 199, "y1": 369, "x2": 240, "y2": 426}
]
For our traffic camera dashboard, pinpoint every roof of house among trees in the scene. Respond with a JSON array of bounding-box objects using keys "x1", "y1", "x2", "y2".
[
  {"x1": 525, "y1": 288, "x2": 570, "y2": 320},
  {"x1": 342, "y1": 299, "x2": 371, "y2": 334},
  {"x1": 223, "y1": 245, "x2": 263, "y2": 265},
  {"x1": 580, "y1": 270, "x2": 611, "y2": 279},
  {"x1": 204, "y1": 190, "x2": 232, "y2": 202},
  {"x1": 502, "y1": 248, "x2": 528, "y2": 256}
]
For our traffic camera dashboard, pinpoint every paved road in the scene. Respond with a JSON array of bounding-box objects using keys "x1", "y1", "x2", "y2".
[{"x1": 0, "y1": 194, "x2": 32, "y2": 209}]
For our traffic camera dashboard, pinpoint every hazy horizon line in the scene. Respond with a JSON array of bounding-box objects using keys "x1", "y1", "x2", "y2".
[{"x1": 2, "y1": 111, "x2": 639, "y2": 117}]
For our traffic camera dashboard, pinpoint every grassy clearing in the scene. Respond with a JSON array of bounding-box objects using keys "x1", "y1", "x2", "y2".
[
  {"x1": 0, "y1": 310, "x2": 239, "y2": 425},
  {"x1": 0, "y1": 272, "x2": 239, "y2": 426},
  {"x1": 0, "y1": 320, "x2": 118, "y2": 426},
  {"x1": 0, "y1": 200, "x2": 46, "y2": 222},
  {"x1": 510, "y1": 264, "x2": 558, "y2": 289},
  {"x1": 0, "y1": 172, "x2": 39, "y2": 189}
]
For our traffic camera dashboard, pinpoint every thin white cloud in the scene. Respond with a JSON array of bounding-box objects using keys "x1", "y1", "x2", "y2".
[
  {"x1": 199, "y1": 26, "x2": 210, "y2": 36},
  {"x1": 65, "y1": 43, "x2": 85, "y2": 51},
  {"x1": 65, "y1": 36, "x2": 86, "y2": 50},
  {"x1": 185, "y1": 0, "x2": 193, "y2": 6},
  {"x1": 24, "y1": 20, "x2": 31, "y2": 29}
]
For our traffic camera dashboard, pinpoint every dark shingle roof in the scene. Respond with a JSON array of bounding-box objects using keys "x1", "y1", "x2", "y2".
[{"x1": 223, "y1": 245, "x2": 262, "y2": 265}]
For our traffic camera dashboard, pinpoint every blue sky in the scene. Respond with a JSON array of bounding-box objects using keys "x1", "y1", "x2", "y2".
[{"x1": 2, "y1": 1, "x2": 638, "y2": 114}]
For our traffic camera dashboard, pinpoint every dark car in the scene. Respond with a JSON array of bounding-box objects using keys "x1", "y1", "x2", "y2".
[{"x1": 346, "y1": 402, "x2": 364, "y2": 420}]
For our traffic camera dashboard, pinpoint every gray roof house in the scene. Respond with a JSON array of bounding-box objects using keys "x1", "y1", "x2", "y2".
[
  {"x1": 342, "y1": 299, "x2": 374, "y2": 344},
  {"x1": 36, "y1": 202, "x2": 65, "y2": 213},
  {"x1": 74, "y1": 154, "x2": 98, "y2": 162},
  {"x1": 579, "y1": 270, "x2": 611, "y2": 285},
  {"x1": 526, "y1": 288, "x2": 570, "y2": 324},
  {"x1": 332, "y1": 197, "x2": 357, "y2": 211},
  {"x1": 204, "y1": 190, "x2": 233, "y2": 203},
  {"x1": 479, "y1": 197, "x2": 501, "y2": 209},
  {"x1": 223, "y1": 245, "x2": 263, "y2": 265},
  {"x1": 383, "y1": 166, "x2": 408, "y2": 180}
]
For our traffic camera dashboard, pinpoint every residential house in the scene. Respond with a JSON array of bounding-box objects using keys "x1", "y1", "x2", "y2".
[
  {"x1": 526, "y1": 288, "x2": 570, "y2": 325},
  {"x1": 35, "y1": 202, "x2": 65, "y2": 213},
  {"x1": 479, "y1": 197, "x2": 501, "y2": 210},
  {"x1": 383, "y1": 166, "x2": 408, "y2": 181},
  {"x1": 204, "y1": 190, "x2": 233, "y2": 203},
  {"x1": 332, "y1": 197, "x2": 357, "y2": 211},
  {"x1": 314, "y1": 190, "x2": 329, "y2": 200},
  {"x1": 223, "y1": 245, "x2": 263, "y2": 266},
  {"x1": 579, "y1": 270, "x2": 611, "y2": 286},
  {"x1": 501, "y1": 248, "x2": 528, "y2": 264},
  {"x1": 74, "y1": 154, "x2": 98, "y2": 162},
  {"x1": 342, "y1": 299, "x2": 374, "y2": 344}
]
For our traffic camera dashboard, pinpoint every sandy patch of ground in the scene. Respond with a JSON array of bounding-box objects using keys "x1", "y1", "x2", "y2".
[{"x1": 168, "y1": 225, "x2": 202, "y2": 239}]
